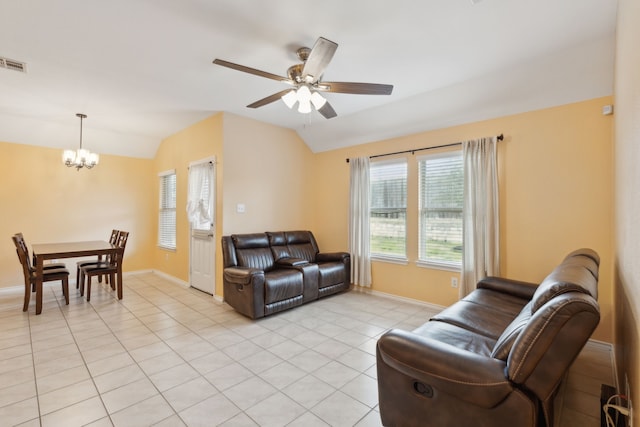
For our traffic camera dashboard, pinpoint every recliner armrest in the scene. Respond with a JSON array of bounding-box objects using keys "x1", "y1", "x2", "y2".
[
  {"x1": 477, "y1": 276, "x2": 538, "y2": 300},
  {"x1": 276, "y1": 257, "x2": 309, "y2": 267},
  {"x1": 316, "y1": 252, "x2": 349, "y2": 263},
  {"x1": 377, "y1": 329, "x2": 512, "y2": 408},
  {"x1": 223, "y1": 267, "x2": 264, "y2": 285}
]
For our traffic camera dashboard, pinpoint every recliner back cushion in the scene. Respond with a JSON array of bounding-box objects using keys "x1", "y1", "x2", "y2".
[
  {"x1": 285, "y1": 231, "x2": 318, "y2": 262},
  {"x1": 490, "y1": 301, "x2": 533, "y2": 360},
  {"x1": 531, "y1": 265, "x2": 597, "y2": 313},
  {"x1": 232, "y1": 233, "x2": 275, "y2": 271},
  {"x1": 267, "y1": 232, "x2": 289, "y2": 261}
]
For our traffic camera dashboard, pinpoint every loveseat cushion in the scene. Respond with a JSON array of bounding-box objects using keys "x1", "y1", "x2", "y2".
[
  {"x1": 264, "y1": 270, "x2": 303, "y2": 304},
  {"x1": 413, "y1": 320, "x2": 495, "y2": 357},
  {"x1": 430, "y1": 301, "x2": 517, "y2": 340}
]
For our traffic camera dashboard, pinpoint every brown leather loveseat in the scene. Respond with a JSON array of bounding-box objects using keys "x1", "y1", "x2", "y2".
[
  {"x1": 376, "y1": 249, "x2": 600, "y2": 427},
  {"x1": 221, "y1": 230, "x2": 350, "y2": 319}
]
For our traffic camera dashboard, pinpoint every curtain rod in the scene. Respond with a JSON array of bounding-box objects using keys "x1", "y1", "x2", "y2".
[{"x1": 345, "y1": 134, "x2": 503, "y2": 163}]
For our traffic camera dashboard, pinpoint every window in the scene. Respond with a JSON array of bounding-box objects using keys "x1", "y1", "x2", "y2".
[
  {"x1": 418, "y1": 152, "x2": 463, "y2": 268},
  {"x1": 158, "y1": 170, "x2": 177, "y2": 250},
  {"x1": 370, "y1": 159, "x2": 407, "y2": 259}
]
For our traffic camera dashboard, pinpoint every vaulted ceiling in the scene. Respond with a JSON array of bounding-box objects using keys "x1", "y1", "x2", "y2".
[{"x1": 0, "y1": 0, "x2": 617, "y2": 158}]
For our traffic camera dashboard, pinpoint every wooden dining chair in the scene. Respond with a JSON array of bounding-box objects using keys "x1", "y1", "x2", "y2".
[
  {"x1": 80, "y1": 231, "x2": 129, "y2": 301},
  {"x1": 12, "y1": 235, "x2": 70, "y2": 311},
  {"x1": 15, "y1": 233, "x2": 67, "y2": 291},
  {"x1": 76, "y1": 229, "x2": 119, "y2": 288}
]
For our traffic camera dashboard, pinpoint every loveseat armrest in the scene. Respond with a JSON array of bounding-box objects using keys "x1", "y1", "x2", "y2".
[
  {"x1": 223, "y1": 267, "x2": 266, "y2": 319},
  {"x1": 316, "y1": 252, "x2": 349, "y2": 263},
  {"x1": 477, "y1": 276, "x2": 538, "y2": 300},
  {"x1": 377, "y1": 329, "x2": 512, "y2": 408},
  {"x1": 275, "y1": 257, "x2": 309, "y2": 267},
  {"x1": 223, "y1": 267, "x2": 264, "y2": 285}
]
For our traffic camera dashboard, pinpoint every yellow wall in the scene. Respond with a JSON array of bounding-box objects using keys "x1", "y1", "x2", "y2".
[
  {"x1": 152, "y1": 113, "x2": 223, "y2": 291},
  {"x1": 313, "y1": 97, "x2": 614, "y2": 342},
  {"x1": 0, "y1": 99, "x2": 616, "y2": 346},
  {"x1": 0, "y1": 140, "x2": 155, "y2": 288},
  {"x1": 614, "y1": 0, "x2": 639, "y2": 421},
  {"x1": 221, "y1": 113, "x2": 316, "y2": 235}
]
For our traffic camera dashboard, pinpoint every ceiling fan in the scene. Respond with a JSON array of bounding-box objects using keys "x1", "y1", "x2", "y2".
[{"x1": 212, "y1": 37, "x2": 393, "y2": 119}]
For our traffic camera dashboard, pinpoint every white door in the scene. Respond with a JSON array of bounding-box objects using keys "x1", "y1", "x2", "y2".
[{"x1": 188, "y1": 158, "x2": 216, "y2": 294}]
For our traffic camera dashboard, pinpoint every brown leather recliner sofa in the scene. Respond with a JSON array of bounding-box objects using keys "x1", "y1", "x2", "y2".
[
  {"x1": 376, "y1": 249, "x2": 600, "y2": 427},
  {"x1": 221, "y1": 230, "x2": 350, "y2": 319}
]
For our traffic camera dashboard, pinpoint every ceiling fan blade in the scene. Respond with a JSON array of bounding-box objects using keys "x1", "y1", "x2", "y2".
[
  {"x1": 213, "y1": 59, "x2": 294, "y2": 84},
  {"x1": 317, "y1": 101, "x2": 337, "y2": 119},
  {"x1": 320, "y1": 81, "x2": 393, "y2": 95},
  {"x1": 247, "y1": 89, "x2": 294, "y2": 109},
  {"x1": 302, "y1": 37, "x2": 338, "y2": 83}
]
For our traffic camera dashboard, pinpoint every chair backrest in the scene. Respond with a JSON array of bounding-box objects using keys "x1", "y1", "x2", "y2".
[
  {"x1": 109, "y1": 229, "x2": 120, "y2": 245},
  {"x1": 11, "y1": 235, "x2": 32, "y2": 285},
  {"x1": 116, "y1": 231, "x2": 129, "y2": 249}
]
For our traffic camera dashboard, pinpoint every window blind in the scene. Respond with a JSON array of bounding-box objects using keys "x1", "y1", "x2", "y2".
[
  {"x1": 158, "y1": 171, "x2": 176, "y2": 250},
  {"x1": 370, "y1": 159, "x2": 407, "y2": 258},
  {"x1": 418, "y1": 153, "x2": 463, "y2": 266}
]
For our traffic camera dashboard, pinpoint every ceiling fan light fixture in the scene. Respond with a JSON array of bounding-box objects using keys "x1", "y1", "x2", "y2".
[
  {"x1": 298, "y1": 99, "x2": 312, "y2": 114},
  {"x1": 281, "y1": 90, "x2": 297, "y2": 109},
  {"x1": 296, "y1": 85, "x2": 312, "y2": 103},
  {"x1": 310, "y1": 91, "x2": 327, "y2": 109}
]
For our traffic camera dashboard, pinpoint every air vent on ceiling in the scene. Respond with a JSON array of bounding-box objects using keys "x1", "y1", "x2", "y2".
[{"x1": 0, "y1": 57, "x2": 27, "y2": 73}]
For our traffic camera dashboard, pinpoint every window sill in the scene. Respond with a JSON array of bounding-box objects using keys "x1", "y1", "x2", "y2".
[
  {"x1": 371, "y1": 255, "x2": 409, "y2": 265},
  {"x1": 416, "y1": 260, "x2": 461, "y2": 272},
  {"x1": 158, "y1": 245, "x2": 176, "y2": 252}
]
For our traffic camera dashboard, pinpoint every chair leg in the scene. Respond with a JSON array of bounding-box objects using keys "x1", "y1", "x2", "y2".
[
  {"x1": 76, "y1": 267, "x2": 81, "y2": 289},
  {"x1": 86, "y1": 275, "x2": 92, "y2": 301},
  {"x1": 79, "y1": 270, "x2": 85, "y2": 296},
  {"x1": 23, "y1": 281, "x2": 30, "y2": 312},
  {"x1": 62, "y1": 278, "x2": 69, "y2": 305}
]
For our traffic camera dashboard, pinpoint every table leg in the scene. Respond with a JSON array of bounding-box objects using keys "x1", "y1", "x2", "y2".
[
  {"x1": 117, "y1": 252, "x2": 123, "y2": 300},
  {"x1": 35, "y1": 257, "x2": 44, "y2": 315}
]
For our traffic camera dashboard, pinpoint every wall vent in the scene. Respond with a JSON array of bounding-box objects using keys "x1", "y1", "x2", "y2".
[{"x1": 0, "y1": 57, "x2": 27, "y2": 73}]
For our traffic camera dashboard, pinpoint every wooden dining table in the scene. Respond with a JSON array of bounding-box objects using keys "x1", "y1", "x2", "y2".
[{"x1": 31, "y1": 240, "x2": 124, "y2": 314}]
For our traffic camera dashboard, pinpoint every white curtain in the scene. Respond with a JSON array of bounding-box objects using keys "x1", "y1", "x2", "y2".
[
  {"x1": 349, "y1": 157, "x2": 372, "y2": 287},
  {"x1": 461, "y1": 137, "x2": 500, "y2": 298},
  {"x1": 187, "y1": 162, "x2": 213, "y2": 228}
]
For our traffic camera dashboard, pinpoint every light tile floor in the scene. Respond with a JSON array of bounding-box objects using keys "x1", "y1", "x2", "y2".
[{"x1": 0, "y1": 273, "x2": 614, "y2": 426}]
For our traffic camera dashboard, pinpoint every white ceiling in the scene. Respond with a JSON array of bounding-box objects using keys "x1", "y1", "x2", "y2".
[{"x1": 0, "y1": 0, "x2": 617, "y2": 158}]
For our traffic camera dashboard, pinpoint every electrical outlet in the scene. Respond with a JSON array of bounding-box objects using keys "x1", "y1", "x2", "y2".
[{"x1": 451, "y1": 277, "x2": 458, "y2": 288}]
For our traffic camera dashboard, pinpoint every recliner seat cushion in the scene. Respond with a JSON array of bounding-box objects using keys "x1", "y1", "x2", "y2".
[
  {"x1": 431, "y1": 301, "x2": 516, "y2": 340},
  {"x1": 413, "y1": 320, "x2": 496, "y2": 357}
]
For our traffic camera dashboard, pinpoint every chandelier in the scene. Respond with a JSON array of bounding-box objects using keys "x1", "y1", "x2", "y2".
[
  {"x1": 62, "y1": 113, "x2": 99, "y2": 170},
  {"x1": 281, "y1": 85, "x2": 328, "y2": 114}
]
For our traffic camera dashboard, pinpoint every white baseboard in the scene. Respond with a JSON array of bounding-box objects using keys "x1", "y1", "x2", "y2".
[
  {"x1": 350, "y1": 285, "x2": 446, "y2": 313},
  {"x1": 128, "y1": 269, "x2": 224, "y2": 302}
]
